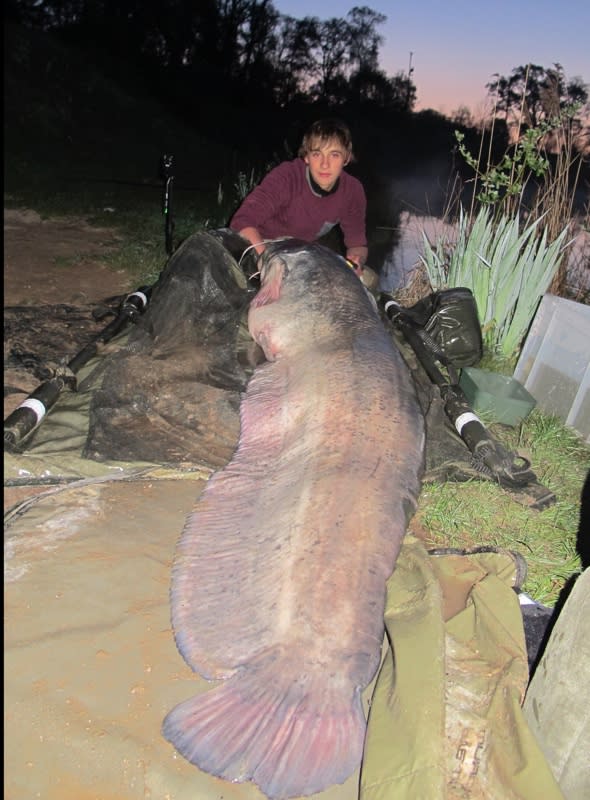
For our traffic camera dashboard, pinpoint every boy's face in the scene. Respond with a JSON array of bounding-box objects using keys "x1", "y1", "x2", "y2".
[{"x1": 304, "y1": 137, "x2": 350, "y2": 191}]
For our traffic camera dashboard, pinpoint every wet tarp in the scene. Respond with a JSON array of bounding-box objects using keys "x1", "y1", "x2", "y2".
[
  {"x1": 4, "y1": 230, "x2": 259, "y2": 474},
  {"x1": 3, "y1": 231, "x2": 574, "y2": 799}
]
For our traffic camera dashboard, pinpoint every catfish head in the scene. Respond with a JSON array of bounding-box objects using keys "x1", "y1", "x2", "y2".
[{"x1": 247, "y1": 239, "x2": 378, "y2": 361}]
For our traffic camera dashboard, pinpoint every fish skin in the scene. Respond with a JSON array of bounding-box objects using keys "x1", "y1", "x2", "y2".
[{"x1": 163, "y1": 239, "x2": 425, "y2": 799}]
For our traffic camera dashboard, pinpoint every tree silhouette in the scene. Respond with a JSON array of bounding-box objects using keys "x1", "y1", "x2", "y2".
[
  {"x1": 347, "y1": 67, "x2": 412, "y2": 112},
  {"x1": 9, "y1": 0, "x2": 412, "y2": 112},
  {"x1": 347, "y1": 6, "x2": 385, "y2": 72},
  {"x1": 487, "y1": 63, "x2": 589, "y2": 128}
]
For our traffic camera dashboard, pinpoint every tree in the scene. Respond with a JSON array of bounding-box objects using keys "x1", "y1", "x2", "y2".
[
  {"x1": 235, "y1": 0, "x2": 280, "y2": 99},
  {"x1": 451, "y1": 105, "x2": 474, "y2": 128},
  {"x1": 305, "y1": 16, "x2": 352, "y2": 103},
  {"x1": 347, "y1": 67, "x2": 410, "y2": 111},
  {"x1": 11, "y1": 1, "x2": 418, "y2": 120},
  {"x1": 289, "y1": 6, "x2": 406, "y2": 108},
  {"x1": 347, "y1": 6, "x2": 385, "y2": 73},
  {"x1": 487, "y1": 63, "x2": 589, "y2": 128}
]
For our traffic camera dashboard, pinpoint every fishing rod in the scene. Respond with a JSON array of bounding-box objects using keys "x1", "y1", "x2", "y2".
[
  {"x1": 161, "y1": 153, "x2": 175, "y2": 255},
  {"x1": 379, "y1": 292, "x2": 556, "y2": 511},
  {"x1": 4, "y1": 287, "x2": 152, "y2": 453}
]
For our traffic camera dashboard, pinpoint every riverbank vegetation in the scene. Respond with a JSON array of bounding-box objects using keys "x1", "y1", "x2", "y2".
[
  {"x1": 5, "y1": 5, "x2": 589, "y2": 267},
  {"x1": 421, "y1": 79, "x2": 588, "y2": 365}
]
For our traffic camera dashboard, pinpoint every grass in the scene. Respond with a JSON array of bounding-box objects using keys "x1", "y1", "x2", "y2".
[{"x1": 417, "y1": 410, "x2": 588, "y2": 605}]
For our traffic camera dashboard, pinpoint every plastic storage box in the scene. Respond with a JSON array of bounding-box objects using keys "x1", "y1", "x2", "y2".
[
  {"x1": 459, "y1": 367, "x2": 537, "y2": 426},
  {"x1": 514, "y1": 294, "x2": 589, "y2": 443}
]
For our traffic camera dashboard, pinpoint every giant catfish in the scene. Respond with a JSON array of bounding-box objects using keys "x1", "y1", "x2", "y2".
[{"x1": 163, "y1": 239, "x2": 425, "y2": 799}]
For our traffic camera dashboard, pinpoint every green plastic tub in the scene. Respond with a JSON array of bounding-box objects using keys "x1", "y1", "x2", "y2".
[{"x1": 459, "y1": 367, "x2": 537, "y2": 426}]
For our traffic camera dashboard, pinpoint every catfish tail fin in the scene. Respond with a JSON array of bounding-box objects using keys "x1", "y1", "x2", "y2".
[{"x1": 162, "y1": 650, "x2": 366, "y2": 799}]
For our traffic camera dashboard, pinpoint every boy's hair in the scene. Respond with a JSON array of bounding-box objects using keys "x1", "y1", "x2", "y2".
[{"x1": 298, "y1": 118, "x2": 355, "y2": 162}]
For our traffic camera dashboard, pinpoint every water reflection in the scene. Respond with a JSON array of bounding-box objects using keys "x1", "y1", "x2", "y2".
[{"x1": 378, "y1": 212, "x2": 458, "y2": 293}]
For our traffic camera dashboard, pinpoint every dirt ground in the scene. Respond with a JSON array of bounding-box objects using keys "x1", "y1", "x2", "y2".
[
  {"x1": 4, "y1": 208, "x2": 137, "y2": 510},
  {"x1": 4, "y1": 208, "x2": 134, "y2": 307}
]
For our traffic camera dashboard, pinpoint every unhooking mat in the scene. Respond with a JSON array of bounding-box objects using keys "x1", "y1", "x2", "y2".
[{"x1": 4, "y1": 474, "x2": 576, "y2": 800}]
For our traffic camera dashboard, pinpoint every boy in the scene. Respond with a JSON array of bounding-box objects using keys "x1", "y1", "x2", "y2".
[{"x1": 230, "y1": 118, "x2": 369, "y2": 272}]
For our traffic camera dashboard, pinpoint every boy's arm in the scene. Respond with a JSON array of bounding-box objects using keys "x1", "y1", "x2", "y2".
[
  {"x1": 341, "y1": 178, "x2": 368, "y2": 268},
  {"x1": 230, "y1": 162, "x2": 292, "y2": 251},
  {"x1": 237, "y1": 226, "x2": 266, "y2": 255}
]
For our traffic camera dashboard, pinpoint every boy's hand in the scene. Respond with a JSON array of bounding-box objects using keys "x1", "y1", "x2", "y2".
[
  {"x1": 238, "y1": 226, "x2": 266, "y2": 255},
  {"x1": 345, "y1": 246, "x2": 368, "y2": 268},
  {"x1": 345, "y1": 258, "x2": 363, "y2": 278}
]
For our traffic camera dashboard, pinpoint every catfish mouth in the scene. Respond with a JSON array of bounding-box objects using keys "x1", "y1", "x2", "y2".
[{"x1": 250, "y1": 257, "x2": 286, "y2": 309}]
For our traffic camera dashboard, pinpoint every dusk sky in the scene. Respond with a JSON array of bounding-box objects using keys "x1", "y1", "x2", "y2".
[{"x1": 274, "y1": 0, "x2": 590, "y2": 116}]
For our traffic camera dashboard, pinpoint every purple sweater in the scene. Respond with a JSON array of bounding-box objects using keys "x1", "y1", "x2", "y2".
[{"x1": 229, "y1": 158, "x2": 367, "y2": 249}]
